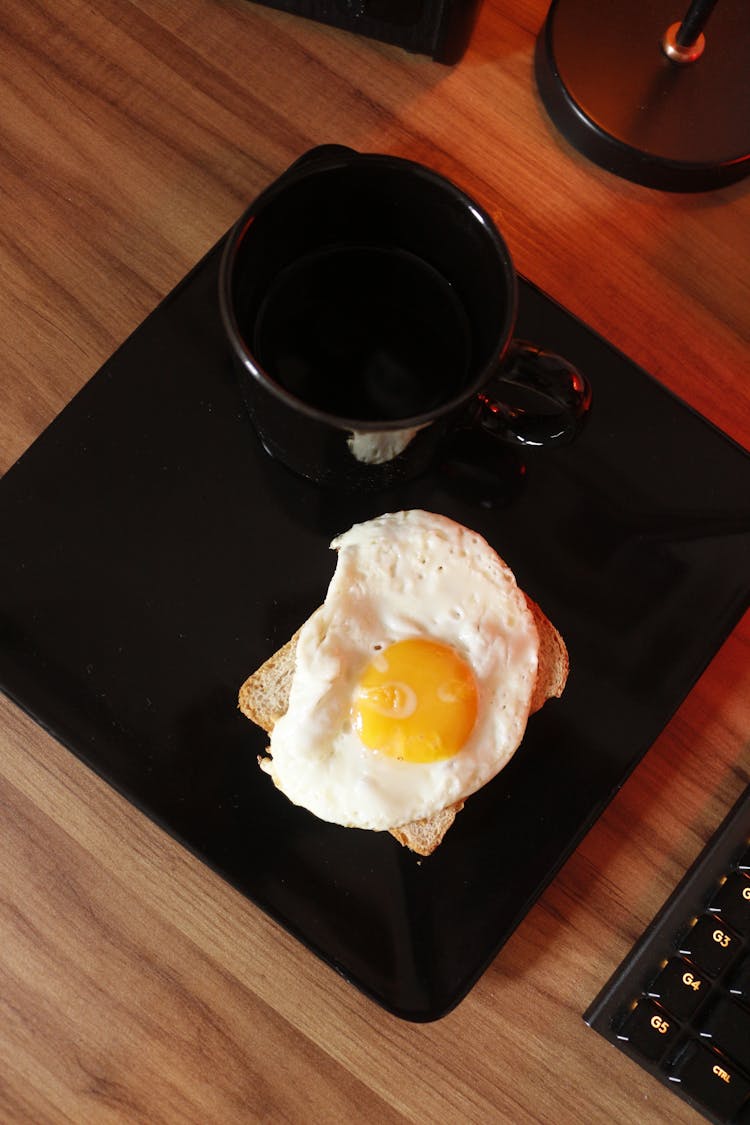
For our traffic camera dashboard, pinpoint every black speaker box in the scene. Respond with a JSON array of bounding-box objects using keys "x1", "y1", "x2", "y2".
[{"x1": 248, "y1": 0, "x2": 482, "y2": 63}]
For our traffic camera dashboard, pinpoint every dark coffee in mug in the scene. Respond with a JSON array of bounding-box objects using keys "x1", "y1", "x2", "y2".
[
  {"x1": 219, "y1": 146, "x2": 591, "y2": 489},
  {"x1": 251, "y1": 244, "x2": 472, "y2": 421}
]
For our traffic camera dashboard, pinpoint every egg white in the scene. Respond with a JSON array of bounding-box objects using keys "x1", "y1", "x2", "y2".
[{"x1": 261, "y1": 510, "x2": 539, "y2": 830}]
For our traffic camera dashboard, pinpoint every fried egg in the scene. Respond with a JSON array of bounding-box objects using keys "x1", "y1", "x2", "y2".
[{"x1": 261, "y1": 510, "x2": 539, "y2": 830}]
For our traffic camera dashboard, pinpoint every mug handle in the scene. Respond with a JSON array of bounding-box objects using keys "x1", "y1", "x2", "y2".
[
  {"x1": 283, "y1": 144, "x2": 357, "y2": 174},
  {"x1": 475, "y1": 341, "x2": 592, "y2": 447}
]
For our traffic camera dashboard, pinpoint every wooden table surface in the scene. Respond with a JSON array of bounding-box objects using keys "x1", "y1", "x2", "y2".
[{"x1": 1, "y1": 2, "x2": 748, "y2": 1121}]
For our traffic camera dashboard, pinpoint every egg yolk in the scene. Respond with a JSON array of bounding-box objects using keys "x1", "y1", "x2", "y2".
[{"x1": 352, "y1": 639, "x2": 478, "y2": 763}]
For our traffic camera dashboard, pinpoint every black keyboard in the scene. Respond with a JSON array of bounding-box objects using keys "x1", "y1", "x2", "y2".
[{"x1": 585, "y1": 782, "x2": 750, "y2": 1124}]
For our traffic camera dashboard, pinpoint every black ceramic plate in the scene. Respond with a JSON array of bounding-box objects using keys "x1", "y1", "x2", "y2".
[{"x1": 2, "y1": 239, "x2": 749, "y2": 1021}]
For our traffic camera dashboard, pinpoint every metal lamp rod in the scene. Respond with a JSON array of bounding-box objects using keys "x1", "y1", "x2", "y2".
[{"x1": 676, "y1": 0, "x2": 720, "y2": 46}]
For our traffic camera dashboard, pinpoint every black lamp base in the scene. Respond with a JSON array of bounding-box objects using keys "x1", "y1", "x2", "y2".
[{"x1": 535, "y1": 0, "x2": 750, "y2": 192}]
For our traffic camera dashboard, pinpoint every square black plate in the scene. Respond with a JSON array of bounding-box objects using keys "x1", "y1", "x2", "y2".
[{"x1": 2, "y1": 238, "x2": 749, "y2": 1021}]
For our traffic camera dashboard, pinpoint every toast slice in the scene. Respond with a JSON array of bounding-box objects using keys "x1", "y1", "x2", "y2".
[{"x1": 238, "y1": 596, "x2": 568, "y2": 856}]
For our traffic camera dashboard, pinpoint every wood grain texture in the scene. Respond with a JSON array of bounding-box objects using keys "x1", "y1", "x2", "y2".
[{"x1": 1, "y1": 1, "x2": 748, "y2": 1121}]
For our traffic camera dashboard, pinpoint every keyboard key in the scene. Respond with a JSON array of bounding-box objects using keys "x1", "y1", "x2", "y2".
[
  {"x1": 616, "y1": 1000, "x2": 678, "y2": 1061},
  {"x1": 733, "y1": 1093, "x2": 750, "y2": 1125},
  {"x1": 708, "y1": 872, "x2": 750, "y2": 934},
  {"x1": 647, "y1": 957, "x2": 708, "y2": 1019},
  {"x1": 669, "y1": 1042, "x2": 750, "y2": 1121},
  {"x1": 737, "y1": 847, "x2": 750, "y2": 873},
  {"x1": 699, "y1": 998, "x2": 750, "y2": 1071},
  {"x1": 677, "y1": 914, "x2": 742, "y2": 976},
  {"x1": 728, "y1": 956, "x2": 750, "y2": 1003}
]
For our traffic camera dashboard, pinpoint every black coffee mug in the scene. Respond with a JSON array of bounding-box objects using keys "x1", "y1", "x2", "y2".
[{"x1": 219, "y1": 146, "x2": 591, "y2": 489}]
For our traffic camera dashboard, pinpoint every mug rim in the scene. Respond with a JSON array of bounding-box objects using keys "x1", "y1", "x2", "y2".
[{"x1": 218, "y1": 150, "x2": 518, "y2": 434}]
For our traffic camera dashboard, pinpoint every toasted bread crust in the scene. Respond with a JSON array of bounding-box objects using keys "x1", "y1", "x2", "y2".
[
  {"x1": 387, "y1": 801, "x2": 465, "y2": 856},
  {"x1": 238, "y1": 596, "x2": 568, "y2": 856},
  {"x1": 238, "y1": 631, "x2": 301, "y2": 733},
  {"x1": 525, "y1": 596, "x2": 569, "y2": 714}
]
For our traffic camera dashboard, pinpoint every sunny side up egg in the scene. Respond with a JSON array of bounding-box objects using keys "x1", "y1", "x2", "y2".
[{"x1": 260, "y1": 510, "x2": 539, "y2": 831}]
